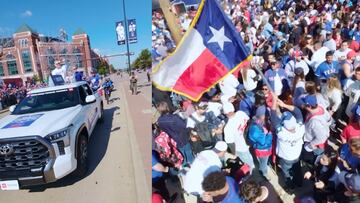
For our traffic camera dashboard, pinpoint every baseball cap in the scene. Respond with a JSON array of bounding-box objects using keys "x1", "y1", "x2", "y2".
[
  {"x1": 256, "y1": 105, "x2": 266, "y2": 117},
  {"x1": 223, "y1": 102, "x2": 235, "y2": 114},
  {"x1": 293, "y1": 50, "x2": 303, "y2": 58},
  {"x1": 214, "y1": 141, "x2": 228, "y2": 152},
  {"x1": 306, "y1": 34, "x2": 312, "y2": 39},
  {"x1": 295, "y1": 67, "x2": 304, "y2": 75},
  {"x1": 339, "y1": 171, "x2": 360, "y2": 193},
  {"x1": 347, "y1": 51, "x2": 358, "y2": 60},
  {"x1": 303, "y1": 95, "x2": 317, "y2": 108},
  {"x1": 326, "y1": 31, "x2": 332, "y2": 35}
]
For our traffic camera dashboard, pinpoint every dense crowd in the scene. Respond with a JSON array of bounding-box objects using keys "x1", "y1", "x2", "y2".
[
  {"x1": 152, "y1": 0, "x2": 360, "y2": 203},
  {"x1": 0, "y1": 82, "x2": 48, "y2": 109}
]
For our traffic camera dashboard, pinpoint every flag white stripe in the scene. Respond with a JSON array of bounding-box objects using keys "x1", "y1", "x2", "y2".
[{"x1": 153, "y1": 29, "x2": 206, "y2": 88}]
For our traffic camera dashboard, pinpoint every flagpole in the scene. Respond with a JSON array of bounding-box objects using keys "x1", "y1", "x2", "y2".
[
  {"x1": 158, "y1": 0, "x2": 183, "y2": 45},
  {"x1": 254, "y1": 64, "x2": 274, "y2": 93},
  {"x1": 122, "y1": 0, "x2": 132, "y2": 73}
]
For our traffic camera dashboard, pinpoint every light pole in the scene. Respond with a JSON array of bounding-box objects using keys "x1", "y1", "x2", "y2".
[{"x1": 122, "y1": 0, "x2": 132, "y2": 74}]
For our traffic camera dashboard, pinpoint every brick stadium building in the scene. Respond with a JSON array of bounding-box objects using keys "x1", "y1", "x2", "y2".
[{"x1": 0, "y1": 24, "x2": 104, "y2": 86}]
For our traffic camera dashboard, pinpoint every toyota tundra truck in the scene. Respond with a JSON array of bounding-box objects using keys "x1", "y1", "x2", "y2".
[{"x1": 0, "y1": 81, "x2": 104, "y2": 190}]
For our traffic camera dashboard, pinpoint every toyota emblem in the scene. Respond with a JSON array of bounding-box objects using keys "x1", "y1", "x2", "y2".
[{"x1": 0, "y1": 144, "x2": 14, "y2": 156}]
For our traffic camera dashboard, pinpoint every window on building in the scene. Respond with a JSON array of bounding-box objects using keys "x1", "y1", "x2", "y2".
[
  {"x1": 21, "y1": 50, "x2": 32, "y2": 72},
  {"x1": 0, "y1": 63, "x2": 4, "y2": 76},
  {"x1": 7, "y1": 54, "x2": 18, "y2": 75},
  {"x1": 19, "y1": 39, "x2": 28, "y2": 48},
  {"x1": 47, "y1": 48, "x2": 55, "y2": 70},
  {"x1": 73, "y1": 48, "x2": 83, "y2": 68}
]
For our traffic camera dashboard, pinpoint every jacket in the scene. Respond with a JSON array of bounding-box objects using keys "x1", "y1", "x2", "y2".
[
  {"x1": 248, "y1": 121, "x2": 272, "y2": 157},
  {"x1": 304, "y1": 107, "x2": 332, "y2": 147}
]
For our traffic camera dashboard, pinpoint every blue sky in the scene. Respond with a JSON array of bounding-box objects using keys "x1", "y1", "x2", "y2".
[{"x1": 0, "y1": 0, "x2": 151, "y2": 69}]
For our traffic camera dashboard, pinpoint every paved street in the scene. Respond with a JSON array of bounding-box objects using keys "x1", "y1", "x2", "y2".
[{"x1": 0, "y1": 72, "x2": 151, "y2": 203}]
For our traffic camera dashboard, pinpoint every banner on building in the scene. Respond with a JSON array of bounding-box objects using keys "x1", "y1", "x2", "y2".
[
  {"x1": 128, "y1": 19, "x2": 137, "y2": 44},
  {"x1": 115, "y1": 21, "x2": 126, "y2": 45}
]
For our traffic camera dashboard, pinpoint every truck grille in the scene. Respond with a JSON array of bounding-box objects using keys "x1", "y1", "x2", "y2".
[{"x1": 0, "y1": 137, "x2": 50, "y2": 176}]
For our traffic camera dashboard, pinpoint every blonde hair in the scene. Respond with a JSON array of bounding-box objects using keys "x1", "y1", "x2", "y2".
[{"x1": 327, "y1": 76, "x2": 341, "y2": 90}]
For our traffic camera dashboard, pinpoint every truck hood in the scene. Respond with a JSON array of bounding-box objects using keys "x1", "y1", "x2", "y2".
[{"x1": 0, "y1": 105, "x2": 82, "y2": 139}]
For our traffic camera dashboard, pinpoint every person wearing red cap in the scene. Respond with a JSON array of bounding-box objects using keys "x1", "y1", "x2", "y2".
[
  {"x1": 340, "y1": 51, "x2": 358, "y2": 90},
  {"x1": 285, "y1": 49, "x2": 310, "y2": 82}
]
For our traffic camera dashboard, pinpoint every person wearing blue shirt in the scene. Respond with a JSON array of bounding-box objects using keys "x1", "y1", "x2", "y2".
[
  {"x1": 102, "y1": 78, "x2": 113, "y2": 89},
  {"x1": 339, "y1": 139, "x2": 360, "y2": 173},
  {"x1": 152, "y1": 150, "x2": 170, "y2": 201},
  {"x1": 202, "y1": 171, "x2": 245, "y2": 203},
  {"x1": 89, "y1": 71, "x2": 102, "y2": 91},
  {"x1": 264, "y1": 60, "x2": 289, "y2": 97},
  {"x1": 315, "y1": 51, "x2": 340, "y2": 84}
]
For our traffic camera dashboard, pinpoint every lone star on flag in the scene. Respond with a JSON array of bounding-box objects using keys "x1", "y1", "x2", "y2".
[{"x1": 208, "y1": 26, "x2": 231, "y2": 51}]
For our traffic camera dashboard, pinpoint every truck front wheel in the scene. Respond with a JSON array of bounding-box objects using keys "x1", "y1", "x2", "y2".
[{"x1": 73, "y1": 134, "x2": 88, "y2": 177}]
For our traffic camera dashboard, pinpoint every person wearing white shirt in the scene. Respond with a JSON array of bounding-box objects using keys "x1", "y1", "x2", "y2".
[
  {"x1": 345, "y1": 67, "x2": 360, "y2": 118},
  {"x1": 223, "y1": 102, "x2": 255, "y2": 171},
  {"x1": 51, "y1": 60, "x2": 67, "y2": 80},
  {"x1": 271, "y1": 98, "x2": 305, "y2": 190},
  {"x1": 219, "y1": 73, "x2": 239, "y2": 97},
  {"x1": 186, "y1": 102, "x2": 207, "y2": 129},
  {"x1": 183, "y1": 141, "x2": 228, "y2": 197},
  {"x1": 241, "y1": 67, "x2": 260, "y2": 92},
  {"x1": 304, "y1": 41, "x2": 329, "y2": 71},
  {"x1": 285, "y1": 51, "x2": 310, "y2": 81},
  {"x1": 323, "y1": 32, "x2": 336, "y2": 52},
  {"x1": 322, "y1": 76, "x2": 343, "y2": 116},
  {"x1": 333, "y1": 41, "x2": 352, "y2": 61}
]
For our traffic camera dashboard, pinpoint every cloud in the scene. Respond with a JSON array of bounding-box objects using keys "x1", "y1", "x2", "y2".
[{"x1": 21, "y1": 10, "x2": 32, "y2": 17}]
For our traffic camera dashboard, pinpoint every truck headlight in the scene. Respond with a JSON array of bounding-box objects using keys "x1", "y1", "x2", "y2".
[{"x1": 45, "y1": 125, "x2": 72, "y2": 146}]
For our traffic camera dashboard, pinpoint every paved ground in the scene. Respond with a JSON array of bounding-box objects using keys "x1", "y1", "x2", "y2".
[{"x1": 0, "y1": 73, "x2": 151, "y2": 203}]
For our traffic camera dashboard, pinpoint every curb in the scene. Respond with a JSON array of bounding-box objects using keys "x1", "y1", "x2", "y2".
[{"x1": 119, "y1": 83, "x2": 151, "y2": 203}]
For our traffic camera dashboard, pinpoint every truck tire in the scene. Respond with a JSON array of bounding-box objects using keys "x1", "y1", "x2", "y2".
[
  {"x1": 99, "y1": 103, "x2": 104, "y2": 123},
  {"x1": 73, "y1": 133, "x2": 88, "y2": 177}
]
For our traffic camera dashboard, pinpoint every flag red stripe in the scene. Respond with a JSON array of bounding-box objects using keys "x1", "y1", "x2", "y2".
[{"x1": 173, "y1": 48, "x2": 229, "y2": 99}]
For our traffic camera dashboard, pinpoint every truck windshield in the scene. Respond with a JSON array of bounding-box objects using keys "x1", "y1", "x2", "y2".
[{"x1": 12, "y1": 88, "x2": 80, "y2": 115}]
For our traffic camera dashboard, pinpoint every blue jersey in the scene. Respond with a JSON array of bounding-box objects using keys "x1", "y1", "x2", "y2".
[
  {"x1": 218, "y1": 177, "x2": 245, "y2": 203},
  {"x1": 103, "y1": 81, "x2": 113, "y2": 88},
  {"x1": 339, "y1": 144, "x2": 360, "y2": 173},
  {"x1": 90, "y1": 74, "x2": 101, "y2": 87},
  {"x1": 315, "y1": 61, "x2": 340, "y2": 79},
  {"x1": 152, "y1": 151, "x2": 163, "y2": 182}
]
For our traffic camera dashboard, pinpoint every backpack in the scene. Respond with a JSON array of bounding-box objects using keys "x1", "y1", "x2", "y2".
[
  {"x1": 189, "y1": 115, "x2": 215, "y2": 149},
  {"x1": 154, "y1": 131, "x2": 183, "y2": 168}
]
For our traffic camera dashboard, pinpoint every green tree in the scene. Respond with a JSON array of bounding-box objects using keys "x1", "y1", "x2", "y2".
[
  {"x1": 132, "y1": 49, "x2": 151, "y2": 70},
  {"x1": 96, "y1": 60, "x2": 109, "y2": 76}
]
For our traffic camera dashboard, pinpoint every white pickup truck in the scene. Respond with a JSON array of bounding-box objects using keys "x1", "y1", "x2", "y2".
[{"x1": 0, "y1": 81, "x2": 104, "y2": 190}]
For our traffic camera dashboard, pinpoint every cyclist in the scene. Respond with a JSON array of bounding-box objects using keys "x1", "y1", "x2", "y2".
[{"x1": 102, "y1": 78, "x2": 114, "y2": 104}]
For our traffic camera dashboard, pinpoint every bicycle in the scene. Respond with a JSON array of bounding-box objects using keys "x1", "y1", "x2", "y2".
[{"x1": 104, "y1": 87, "x2": 112, "y2": 104}]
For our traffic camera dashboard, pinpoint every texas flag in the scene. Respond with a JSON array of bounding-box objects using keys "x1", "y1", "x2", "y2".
[{"x1": 152, "y1": 0, "x2": 251, "y2": 101}]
